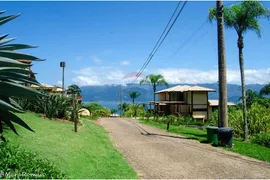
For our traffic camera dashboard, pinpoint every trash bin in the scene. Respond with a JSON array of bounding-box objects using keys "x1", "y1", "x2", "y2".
[
  {"x1": 217, "y1": 127, "x2": 234, "y2": 147},
  {"x1": 206, "y1": 126, "x2": 218, "y2": 146}
]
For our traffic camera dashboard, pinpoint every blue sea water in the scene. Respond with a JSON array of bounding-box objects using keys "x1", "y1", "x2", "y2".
[{"x1": 83, "y1": 101, "x2": 121, "y2": 110}]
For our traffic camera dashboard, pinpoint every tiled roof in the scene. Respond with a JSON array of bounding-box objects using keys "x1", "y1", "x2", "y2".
[{"x1": 156, "y1": 85, "x2": 215, "y2": 93}]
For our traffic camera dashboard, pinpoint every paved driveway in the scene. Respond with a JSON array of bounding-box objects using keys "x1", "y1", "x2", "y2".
[{"x1": 99, "y1": 118, "x2": 270, "y2": 179}]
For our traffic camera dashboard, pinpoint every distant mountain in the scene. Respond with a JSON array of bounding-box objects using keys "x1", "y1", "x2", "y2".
[{"x1": 81, "y1": 83, "x2": 266, "y2": 104}]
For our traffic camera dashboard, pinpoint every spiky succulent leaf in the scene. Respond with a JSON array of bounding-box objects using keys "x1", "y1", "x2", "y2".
[
  {"x1": 0, "y1": 37, "x2": 15, "y2": 45},
  {"x1": 0, "y1": 99, "x2": 24, "y2": 113},
  {"x1": 0, "y1": 50, "x2": 42, "y2": 61},
  {"x1": 0, "y1": 81, "x2": 43, "y2": 98},
  {"x1": 0, "y1": 10, "x2": 43, "y2": 138},
  {"x1": 0, "y1": 72, "x2": 40, "y2": 86},
  {"x1": 0, "y1": 57, "x2": 31, "y2": 68},
  {"x1": 0, "y1": 44, "x2": 37, "y2": 51}
]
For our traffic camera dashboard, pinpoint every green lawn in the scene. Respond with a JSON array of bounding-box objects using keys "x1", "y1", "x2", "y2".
[
  {"x1": 5, "y1": 112, "x2": 137, "y2": 179},
  {"x1": 141, "y1": 120, "x2": 270, "y2": 162}
]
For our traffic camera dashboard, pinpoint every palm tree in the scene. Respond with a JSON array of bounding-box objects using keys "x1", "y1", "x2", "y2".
[
  {"x1": 128, "y1": 91, "x2": 141, "y2": 104},
  {"x1": 140, "y1": 74, "x2": 168, "y2": 114},
  {"x1": 209, "y1": 0, "x2": 270, "y2": 141},
  {"x1": 118, "y1": 102, "x2": 128, "y2": 112}
]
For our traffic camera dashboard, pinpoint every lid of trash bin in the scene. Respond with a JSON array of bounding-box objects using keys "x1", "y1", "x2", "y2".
[
  {"x1": 206, "y1": 126, "x2": 218, "y2": 130},
  {"x1": 217, "y1": 127, "x2": 234, "y2": 133}
]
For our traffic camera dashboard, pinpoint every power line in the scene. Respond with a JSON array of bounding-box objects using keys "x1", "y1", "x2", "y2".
[
  {"x1": 125, "y1": 1, "x2": 188, "y2": 91},
  {"x1": 163, "y1": 19, "x2": 208, "y2": 64},
  {"x1": 125, "y1": 1, "x2": 182, "y2": 91},
  {"x1": 162, "y1": 1, "x2": 240, "y2": 65},
  {"x1": 183, "y1": 26, "x2": 214, "y2": 54}
]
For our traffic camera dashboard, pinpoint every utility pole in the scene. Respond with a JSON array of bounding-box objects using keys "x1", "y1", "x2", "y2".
[
  {"x1": 120, "y1": 84, "x2": 123, "y2": 117},
  {"x1": 60, "y1": 62, "x2": 66, "y2": 96},
  {"x1": 217, "y1": 0, "x2": 228, "y2": 127}
]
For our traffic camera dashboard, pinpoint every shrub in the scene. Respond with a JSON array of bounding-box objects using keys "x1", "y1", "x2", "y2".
[
  {"x1": 42, "y1": 94, "x2": 70, "y2": 119},
  {"x1": 209, "y1": 107, "x2": 244, "y2": 137},
  {"x1": 124, "y1": 104, "x2": 145, "y2": 118},
  {"x1": 175, "y1": 115, "x2": 203, "y2": 126},
  {"x1": 93, "y1": 107, "x2": 111, "y2": 117},
  {"x1": 247, "y1": 102, "x2": 270, "y2": 136},
  {"x1": 15, "y1": 96, "x2": 45, "y2": 114},
  {"x1": 16, "y1": 94, "x2": 72, "y2": 120},
  {"x1": 251, "y1": 132, "x2": 270, "y2": 148},
  {"x1": 0, "y1": 142, "x2": 65, "y2": 179},
  {"x1": 84, "y1": 102, "x2": 102, "y2": 116},
  {"x1": 209, "y1": 103, "x2": 270, "y2": 138},
  {"x1": 144, "y1": 111, "x2": 153, "y2": 121}
]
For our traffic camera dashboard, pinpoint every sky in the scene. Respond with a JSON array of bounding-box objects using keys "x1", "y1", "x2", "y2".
[{"x1": 0, "y1": 1, "x2": 269, "y2": 87}]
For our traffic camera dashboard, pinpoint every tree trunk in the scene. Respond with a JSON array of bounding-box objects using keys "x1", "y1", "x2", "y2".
[
  {"x1": 74, "y1": 120, "x2": 78, "y2": 133},
  {"x1": 153, "y1": 84, "x2": 156, "y2": 120},
  {"x1": 132, "y1": 98, "x2": 134, "y2": 104},
  {"x1": 216, "y1": 0, "x2": 228, "y2": 128},
  {"x1": 238, "y1": 34, "x2": 248, "y2": 142}
]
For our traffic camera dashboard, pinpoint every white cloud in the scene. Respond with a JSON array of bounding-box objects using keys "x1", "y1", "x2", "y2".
[
  {"x1": 120, "y1": 60, "x2": 130, "y2": 65},
  {"x1": 155, "y1": 68, "x2": 270, "y2": 85},
  {"x1": 91, "y1": 56, "x2": 102, "y2": 63},
  {"x1": 72, "y1": 67, "x2": 270, "y2": 86},
  {"x1": 72, "y1": 67, "x2": 126, "y2": 86},
  {"x1": 57, "y1": 80, "x2": 62, "y2": 85}
]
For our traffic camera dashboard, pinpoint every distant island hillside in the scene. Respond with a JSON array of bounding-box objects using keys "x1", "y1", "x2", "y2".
[{"x1": 81, "y1": 83, "x2": 265, "y2": 109}]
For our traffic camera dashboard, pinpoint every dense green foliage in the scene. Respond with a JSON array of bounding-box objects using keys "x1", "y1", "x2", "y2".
[
  {"x1": 42, "y1": 94, "x2": 71, "y2": 119},
  {"x1": 260, "y1": 83, "x2": 270, "y2": 96},
  {"x1": 210, "y1": 103, "x2": 270, "y2": 138},
  {"x1": 16, "y1": 94, "x2": 72, "y2": 120},
  {"x1": 93, "y1": 107, "x2": 111, "y2": 117},
  {"x1": 245, "y1": 89, "x2": 270, "y2": 108},
  {"x1": 84, "y1": 102, "x2": 102, "y2": 115},
  {"x1": 251, "y1": 132, "x2": 270, "y2": 148},
  {"x1": 67, "y1": 84, "x2": 81, "y2": 96},
  {"x1": 111, "y1": 108, "x2": 117, "y2": 114},
  {"x1": 84, "y1": 102, "x2": 111, "y2": 117},
  {"x1": 124, "y1": 104, "x2": 145, "y2": 117},
  {"x1": 0, "y1": 142, "x2": 65, "y2": 179},
  {"x1": 5, "y1": 112, "x2": 137, "y2": 178}
]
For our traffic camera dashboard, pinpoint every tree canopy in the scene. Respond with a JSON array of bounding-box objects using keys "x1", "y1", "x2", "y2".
[
  {"x1": 260, "y1": 83, "x2": 270, "y2": 96},
  {"x1": 209, "y1": 1, "x2": 270, "y2": 37},
  {"x1": 67, "y1": 84, "x2": 81, "y2": 96}
]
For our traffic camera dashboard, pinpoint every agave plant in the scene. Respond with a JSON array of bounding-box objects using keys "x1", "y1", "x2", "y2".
[{"x1": 0, "y1": 11, "x2": 43, "y2": 141}]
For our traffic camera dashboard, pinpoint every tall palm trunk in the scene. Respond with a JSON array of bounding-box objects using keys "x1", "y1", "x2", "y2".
[
  {"x1": 132, "y1": 98, "x2": 135, "y2": 104},
  {"x1": 238, "y1": 34, "x2": 248, "y2": 141},
  {"x1": 217, "y1": 0, "x2": 228, "y2": 128},
  {"x1": 153, "y1": 84, "x2": 156, "y2": 118}
]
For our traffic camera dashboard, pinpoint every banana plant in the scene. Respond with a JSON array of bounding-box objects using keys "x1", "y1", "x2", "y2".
[{"x1": 0, "y1": 10, "x2": 44, "y2": 141}]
